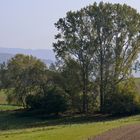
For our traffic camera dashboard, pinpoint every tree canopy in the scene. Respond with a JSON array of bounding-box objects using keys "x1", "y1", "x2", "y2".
[{"x1": 6, "y1": 54, "x2": 47, "y2": 106}]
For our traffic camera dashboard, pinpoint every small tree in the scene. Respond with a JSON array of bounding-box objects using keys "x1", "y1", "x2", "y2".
[{"x1": 6, "y1": 54, "x2": 47, "y2": 106}]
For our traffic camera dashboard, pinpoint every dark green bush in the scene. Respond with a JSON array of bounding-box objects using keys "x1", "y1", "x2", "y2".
[
  {"x1": 26, "y1": 94, "x2": 42, "y2": 109},
  {"x1": 25, "y1": 86, "x2": 68, "y2": 114},
  {"x1": 104, "y1": 82, "x2": 140, "y2": 115}
]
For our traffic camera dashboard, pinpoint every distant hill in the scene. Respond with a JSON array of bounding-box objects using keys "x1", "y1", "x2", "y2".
[
  {"x1": 0, "y1": 47, "x2": 55, "y2": 61},
  {"x1": 0, "y1": 47, "x2": 55, "y2": 65},
  {"x1": 0, "y1": 53, "x2": 13, "y2": 64},
  {"x1": 1, "y1": 47, "x2": 140, "y2": 77}
]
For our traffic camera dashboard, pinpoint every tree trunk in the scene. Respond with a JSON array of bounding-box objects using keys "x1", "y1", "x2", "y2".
[
  {"x1": 82, "y1": 66, "x2": 88, "y2": 113},
  {"x1": 100, "y1": 49, "x2": 104, "y2": 113},
  {"x1": 98, "y1": 26, "x2": 104, "y2": 113},
  {"x1": 82, "y1": 71, "x2": 86, "y2": 113}
]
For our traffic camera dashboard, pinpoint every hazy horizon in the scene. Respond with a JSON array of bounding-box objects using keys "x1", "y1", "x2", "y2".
[{"x1": 0, "y1": 0, "x2": 140, "y2": 49}]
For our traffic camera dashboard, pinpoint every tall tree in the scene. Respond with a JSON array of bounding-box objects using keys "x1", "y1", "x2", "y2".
[
  {"x1": 90, "y1": 3, "x2": 140, "y2": 112},
  {"x1": 54, "y1": 9, "x2": 97, "y2": 113},
  {"x1": 54, "y1": 2, "x2": 140, "y2": 112}
]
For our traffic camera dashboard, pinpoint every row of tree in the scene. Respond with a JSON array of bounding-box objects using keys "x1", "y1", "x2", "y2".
[
  {"x1": 53, "y1": 2, "x2": 140, "y2": 113},
  {"x1": 1, "y1": 2, "x2": 140, "y2": 115}
]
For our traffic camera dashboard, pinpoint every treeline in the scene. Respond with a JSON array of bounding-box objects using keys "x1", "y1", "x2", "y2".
[{"x1": 1, "y1": 2, "x2": 140, "y2": 115}]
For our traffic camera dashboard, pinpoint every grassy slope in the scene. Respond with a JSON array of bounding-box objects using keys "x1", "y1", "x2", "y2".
[
  {"x1": 0, "y1": 112, "x2": 140, "y2": 140},
  {"x1": 0, "y1": 105, "x2": 21, "y2": 111}
]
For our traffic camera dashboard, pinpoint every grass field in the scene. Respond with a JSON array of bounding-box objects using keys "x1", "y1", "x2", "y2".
[
  {"x1": 0, "y1": 90, "x2": 22, "y2": 111},
  {"x1": 0, "y1": 104, "x2": 21, "y2": 111},
  {"x1": 0, "y1": 110, "x2": 139, "y2": 140}
]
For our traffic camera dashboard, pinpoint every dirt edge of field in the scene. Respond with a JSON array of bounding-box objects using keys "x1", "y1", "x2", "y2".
[{"x1": 89, "y1": 124, "x2": 140, "y2": 140}]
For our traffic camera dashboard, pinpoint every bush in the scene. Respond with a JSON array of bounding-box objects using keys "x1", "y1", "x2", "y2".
[
  {"x1": 25, "y1": 94, "x2": 42, "y2": 109},
  {"x1": 25, "y1": 86, "x2": 68, "y2": 114},
  {"x1": 104, "y1": 81, "x2": 140, "y2": 115}
]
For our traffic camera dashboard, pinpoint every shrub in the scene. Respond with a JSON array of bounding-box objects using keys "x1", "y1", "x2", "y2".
[
  {"x1": 25, "y1": 94, "x2": 42, "y2": 109},
  {"x1": 104, "y1": 81, "x2": 140, "y2": 115},
  {"x1": 25, "y1": 86, "x2": 68, "y2": 114}
]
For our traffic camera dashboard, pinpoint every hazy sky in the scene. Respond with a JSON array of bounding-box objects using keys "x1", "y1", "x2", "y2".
[{"x1": 0, "y1": 0, "x2": 140, "y2": 49}]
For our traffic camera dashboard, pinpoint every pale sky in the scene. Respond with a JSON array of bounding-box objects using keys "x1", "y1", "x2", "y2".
[{"x1": 0, "y1": 0, "x2": 140, "y2": 49}]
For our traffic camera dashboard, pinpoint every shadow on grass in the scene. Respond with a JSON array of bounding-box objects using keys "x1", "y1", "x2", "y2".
[{"x1": 0, "y1": 109, "x2": 139, "y2": 131}]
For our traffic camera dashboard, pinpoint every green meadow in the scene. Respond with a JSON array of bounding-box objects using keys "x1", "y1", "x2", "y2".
[{"x1": 0, "y1": 108, "x2": 139, "y2": 140}]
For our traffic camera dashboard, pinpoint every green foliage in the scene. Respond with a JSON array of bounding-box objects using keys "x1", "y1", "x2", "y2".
[
  {"x1": 61, "y1": 59, "x2": 83, "y2": 112},
  {"x1": 26, "y1": 86, "x2": 68, "y2": 114},
  {"x1": 54, "y1": 2, "x2": 140, "y2": 113},
  {"x1": 0, "y1": 89, "x2": 7, "y2": 104},
  {"x1": 0, "y1": 63, "x2": 9, "y2": 88},
  {"x1": 104, "y1": 80, "x2": 140, "y2": 114},
  {"x1": 6, "y1": 54, "x2": 47, "y2": 106}
]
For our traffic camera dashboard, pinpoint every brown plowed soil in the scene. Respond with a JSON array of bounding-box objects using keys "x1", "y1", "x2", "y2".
[{"x1": 90, "y1": 124, "x2": 140, "y2": 140}]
